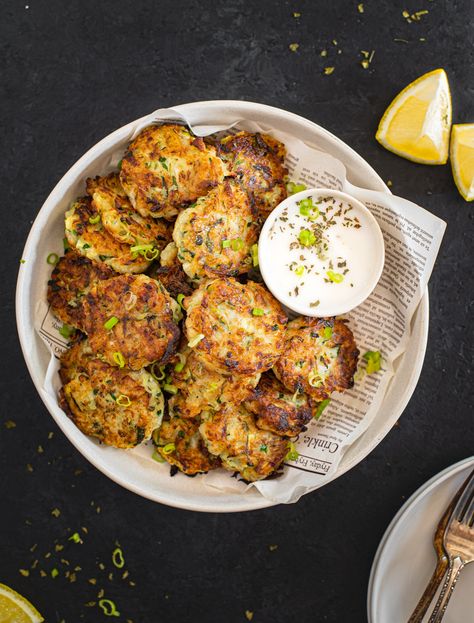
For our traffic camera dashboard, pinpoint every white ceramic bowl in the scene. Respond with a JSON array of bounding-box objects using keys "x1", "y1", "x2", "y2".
[{"x1": 16, "y1": 101, "x2": 428, "y2": 512}]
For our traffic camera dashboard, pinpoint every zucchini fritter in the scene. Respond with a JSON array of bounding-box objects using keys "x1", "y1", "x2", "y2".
[
  {"x1": 273, "y1": 317, "x2": 359, "y2": 400},
  {"x1": 148, "y1": 242, "x2": 193, "y2": 299},
  {"x1": 173, "y1": 179, "x2": 259, "y2": 281},
  {"x1": 47, "y1": 251, "x2": 115, "y2": 330},
  {"x1": 65, "y1": 196, "x2": 150, "y2": 274},
  {"x1": 82, "y1": 274, "x2": 180, "y2": 370},
  {"x1": 154, "y1": 416, "x2": 220, "y2": 475},
  {"x1": 199, "y1": 404, "x2": 288, "y2": 481},
  {"x1": 185, "y1": 278, "x2": 287, "y2": 375},
  {"x1": 86, "y1": 173, "x2": 171, "y2": 249},
  {"x1": 245, "y1": 372, "x2": 314, "y2": 437},
  {"x1": 59, "y1": 340, "x2": 164, "y2": 448},
  {"x1": 217, "y1": 132, "x2": 288, "y2": 219},
  {"x1": 168, "y1": 346, "x2": 259, "y2": 419},
  {"x1": 120, "y1": 124, "x2": 227, "y2": 220}
]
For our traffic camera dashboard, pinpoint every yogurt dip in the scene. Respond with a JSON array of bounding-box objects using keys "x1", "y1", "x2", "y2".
[{"x1": 258, "y1": 188, "x2": 385, "y2": 317}]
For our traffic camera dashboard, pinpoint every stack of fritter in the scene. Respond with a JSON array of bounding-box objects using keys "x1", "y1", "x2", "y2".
[{"x1": 48, "y1": 123, "x2": 358, "y2": 481}]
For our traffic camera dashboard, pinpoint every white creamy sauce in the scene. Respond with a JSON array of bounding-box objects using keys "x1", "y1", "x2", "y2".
[{"x1": 259, "y1": 191, "x2": 384, "y2": 317}]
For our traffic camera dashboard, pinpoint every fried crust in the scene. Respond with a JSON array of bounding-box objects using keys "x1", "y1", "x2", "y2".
[
  {"x1": 217, "y1": 132, "x2": 288, "y2": 219},
  {"x1": 86, "y1": 173, "x2": 171, "y2": 248},
  {"x1": 173, "y1": 179, "x2": 259, "y2": 281},
  {"x1": 168, "y1": 346, "x2": 259, "y2": 419},
  {"x1": 273, "y1": 317, "x2": 359, "y2": 400},
  {"x1": 65, "y1": 196, "x2": 150, "y2": 274},
  {"x1": 245, "y1": 372, "x2": 314, "y2": 437},
  {"x1": 184, "y1": 278, "x2": 287, "y2": 375},
  {"x1": 47, "y1": 251, "x2": 115, "y2": 330},
  {"x1": 82, "y1": 274, "x2": 180, "y2": 370},
  {"x1": 154, "y1": 416, "x2": 220, "y2": 475},
  {"x1": 148, "y1": 242, "x2": 194, "y2": 299},
  {"x1": 199, "y1": 403, "x2": 288, "y2": 481},
  {"x1": 59, "y1": 340, "x2": 164, "y2": 448},
  {"x1": 120, "y1": 124, "x2": 227, "y2": 220}
]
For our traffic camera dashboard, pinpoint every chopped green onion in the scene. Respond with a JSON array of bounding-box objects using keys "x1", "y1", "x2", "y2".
[
  {"x1": 112, "y1": 547, "x2": 125, "y2": 569},
  {"x1": 231, "y1": 238, "x2": 244, "y2": 251},
  {"x1": 98, "y1": 599, "x2": 120, "y2": 617},
  {"x1": 363, "y1": 350, "x2": 382, "y2": 374},
  {"x1": 152, "y1": 449, "x2": 166, "y2": 463},
  {"x1": 159, "y1": 156, "x2": 168, "y2": 170},
  {"x1": 326, "y1": 270, "x2": 344, "y2": 283},
  {"x1": 252, "y1": 308, "x2": 265, "y2": 316},
  {"x1": 150, "y1": 363, "x2": 166, "y2": 381},
  {"x1": 314, "y1": 398, "x2": 330, "y2": 419},
  {"x1": 59, "y1": 324, "x2": 75, "y2": 339},
  {"x1": 308, "y1": 370, "x2": 323, "y2": 387},
  {"x1": 88, "y1": 214, "x2": 101, "y2": 224},
  {"x1": 51, "y1": 568, "x2": 59, "y2": 578},
  {"x1": 323, "y1": 326, "x2": 333, "y2": 340},
  {"x1": 298, "y1": 198, "x2": 313, "y2": 216},
  {"x1": 163, "y1": 384, "x2": 178, "y2": 395},
  {"x1": 188, "y1": 333, "x2": 205, "y2": 348},
  {"x1": 68, "y1": 532, "x2": 82, "y2": 544},
  {"x1": 174, "y1": 361, "x2": 185, "y2": 373},
  {"x1": 162, "y1": 442, "x2": 176, "y2": 455},
  {"x1": 287, "y1": 181, "x2": 307, "y2": 195},
  {"x1": 298, "y1": 229, "x2": 316, "y2": 247},
  {"x1": 104, "y1": 316, "x2": 119, "y2": 330},
  {"x1": 222, "y1": 239, "x2": 231, "y2": 249},
  {"x1": 294, "y1": 265, "x2": 305, "y2": 277},
  {"x1": 113, "y1": 351, "x2": 125, "y2": 368},
  {"x1": 251, "y1": 243, "x2": 259, "y2": 267},
  {"x1": 116, "y1": 394, "x2": 131, "y2": 407},
  {"x1": 46, "y1": 253, "x2": 59, "y2": 265},
  {"x1": 63, "y1": 237, "x2": 69, "y2": 251},
  {"x1": 177, "y1": 293, "x2": 186, "y2": 309},
  {"x1": 285, "y1": 441, "x2": 299, "y2": 462},
  {"x1": 130, "y1": 244, "x2": 158, "y2": 261},
  {"x1": 260, "y1": 444, "x2": 268, "y2": 453}
]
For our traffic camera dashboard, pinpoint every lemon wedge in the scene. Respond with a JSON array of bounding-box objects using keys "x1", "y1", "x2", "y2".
[
  {"x1": 376, "y1": 68, "x2": 452, "y2": 164},
  {"x1": 450, "y1": 123, "x2": 474, "y2": 201},
  {"x1": 0, "y1": 583, "x2": 44, "y2": 623}
]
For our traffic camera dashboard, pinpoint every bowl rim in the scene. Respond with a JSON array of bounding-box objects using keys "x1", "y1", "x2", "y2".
[{"x1": 15, "y1": 100, "x2": 429, "y2": 512}]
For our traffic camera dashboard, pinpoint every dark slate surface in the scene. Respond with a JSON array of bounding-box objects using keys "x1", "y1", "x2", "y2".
[{"x1": 1, "y1": 1, "x2": 473, "y2": 621}]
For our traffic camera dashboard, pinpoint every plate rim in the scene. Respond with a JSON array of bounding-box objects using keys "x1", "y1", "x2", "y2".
[
  {"x1": 367, "y1": 455, "x2": 474, "y2": 622},
  {"x1": 15, "y1": 99, "x2": 430, "y2": 512}
]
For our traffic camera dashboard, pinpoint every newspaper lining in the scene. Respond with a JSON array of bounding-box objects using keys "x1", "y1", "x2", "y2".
[{"x1": 35, "y1": 108, "x2": 446, "y2": 504}]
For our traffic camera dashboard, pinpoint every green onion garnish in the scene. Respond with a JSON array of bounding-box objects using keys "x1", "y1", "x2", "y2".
[
  {"x1": 222, "y1": 239, "x2": 231, "y2": 249},
  {"x1": 177, "y1": 293, "x2": 185, "y2": 309},
  {"x1": 326, "y1": 270, "x2": 344, "y2": 283},
  {"x1": 294, "y1": 265, "x2": 305, "y2": 277},
  {"x1": 323, "y1": 326, "x2": 333, "y2": 340},
  {"x1": 188, "y1": 333, "x2": 205, "y2": 348},
  {"x1": 174, "y1": 361, "x2": 185, "y2": 373},
  {"x1": 116, "y1": 394, "x2": 131, "y2": 407},
  {"x1": 46, "y1": 253, "x2": 59, "y2": 265},
  {"x1": 117, "y1": 159, "x2": 122, "y2": 170},
  {"x1": 98, "y1": 599, "x2": 120, "y2": 617},
  {"x1": 298, "y1": 229, "x2": 316, "y2": 247},
  {"x1": 150, "y1": 363, "x2": 166, "y2": 381},
  {"x1": 63, "y1": 237, "x2": 69, "y2": 251},
  {"x1": 130, "y1": 244, "x2": 158, "y2": 261},
  {"x1": 113, "y1": 351, "x2": 125, "y2": 368},
  {"x1": 308, "y1": 370, "x2": 323, "y2": 387},
  {"x1": 285, "y1": 441, "x2": 299, "y2": 462},
  {"x1": 152, "y1": 449, "x2": 166, "y2": 463},
  {"x1": 251, "y1": 243, "x2": 259, "y2": 267},
  {"x1": 51, "y1": 568, "x2": 59, "y2": 578},
  {"x1": 104, "y1": 316, "x2": 119, "y2": 330},
  {"x1": 112, "y1": 547, "x2": 125, "y2": 569},
  {"x1": 252, "y1": 308, "x2": 265, "y2": 316},
  {"x1": 314, "y1": 398, "x2": 330, "y2": 419},
  {"x1": 88, "y1": 214, "x2": 100, "y2": 224},
  {"x1": 59, "y1": 324, "x2": 75, "y2": 339},
  {"x1": 231, "y1": 238, "x2": 244, "y2": 251},
  {"x1": 287, "y1": 181, "x2": 307, "y2": 195},
  {"x1": 363, "y1": 350, "x2": 382, "y2": 374},
  {"x1": 162, "y1": 443, "x2": 176, "y2": 455},
  {"x1": 68, "y1": 532, "x2": 82, "y2": 544},
  {"x1": 260, "y1": 444, "x2": 268, "y2": 453},
  {"x1": 163, "y1": 384, "x2": 178, "y2": 395}
]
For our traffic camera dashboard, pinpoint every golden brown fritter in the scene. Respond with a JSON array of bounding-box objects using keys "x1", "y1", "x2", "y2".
[
  {"x1": 65, "y1": 196, "x2": 150, "y2": 274},
  {"x1": 245, "y1": 372, "x2": 314, "y2": 437},
  {"x1": 47, "y1": 251, "x2": 115, "y2": 330},
  {"x1": 86, "y1": 173, "x2": 171, "y2": 249},
  {"x1": 82, "y1": 274, "x2": 180, "y2": 370},
  {"x1": 148, "y1": 242, "x2": 194, "y2": 299},
  {"x1": 59, "y1": 339, "x2": 164, "y2": 448},
  {"x1": 168, "y1": 346, "x2": 259, "y2": 420},
  {"x1": 154, "y1": 416, "x2": 220, "y2": 475},
  {"x1": 199, "y1": 404, "x2": 288, "y2": 481},
  {"x1": 173, "y1": 179, "x2": 259, "y2": 282},
  {"x1": 120, "y1": 124, "x2": 227, "y2": 220},
  {"x1": 273, "y1": 317, "x2": 359, "y2": 401},
  {"x1": 185, "y1": 278, "x2": 287, "y2": 375},
  {"x1": 217, "y1": 132, "x2": 288, "y2": 219}
]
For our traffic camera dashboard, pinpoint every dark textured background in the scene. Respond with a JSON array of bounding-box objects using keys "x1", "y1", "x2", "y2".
[{"x1": 1, "y1": 1, "x2": 473, "y2": 621}]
